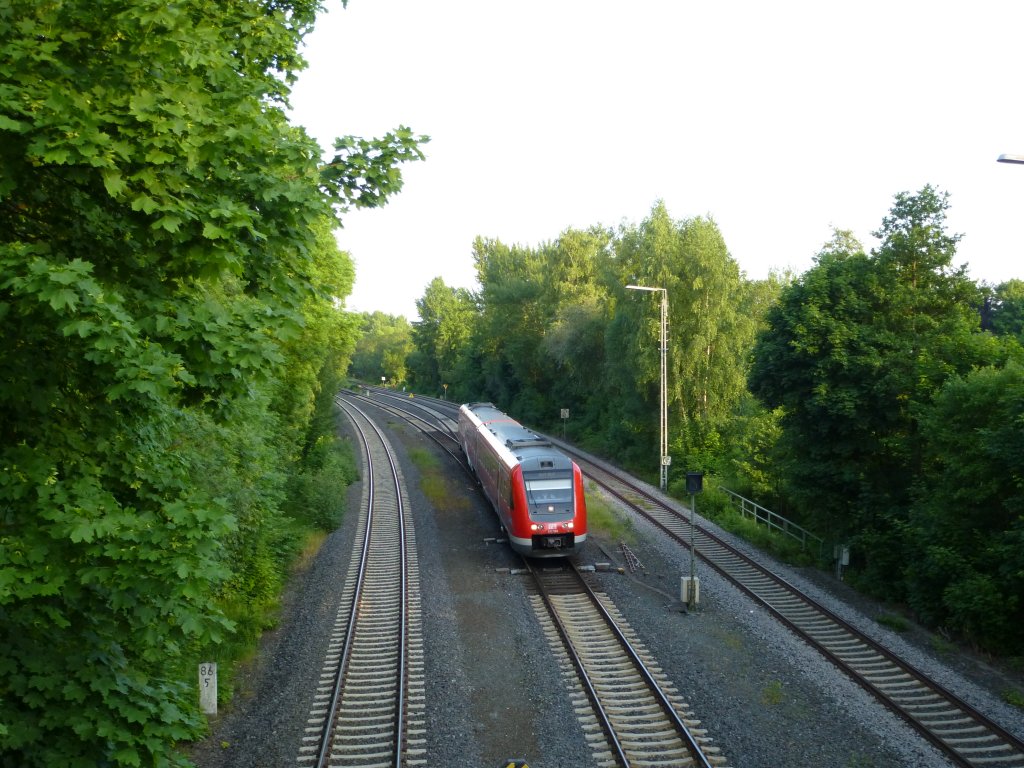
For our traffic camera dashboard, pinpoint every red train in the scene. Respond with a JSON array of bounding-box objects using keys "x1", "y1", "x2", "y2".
[{"x1": 458, "y1": 402, "x2": 587, "y2": 557}]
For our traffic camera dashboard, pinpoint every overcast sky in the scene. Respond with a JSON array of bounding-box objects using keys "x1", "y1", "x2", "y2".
[{"x1": 288, "y1": 0, "x2": 1024, "y2": 320}]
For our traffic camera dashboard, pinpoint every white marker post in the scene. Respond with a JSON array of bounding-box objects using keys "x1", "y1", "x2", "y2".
[{"x1": 199, "y1": 662, "x2": 217, "y2": 715}]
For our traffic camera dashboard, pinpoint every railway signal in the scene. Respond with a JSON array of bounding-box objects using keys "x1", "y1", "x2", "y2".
[{"x1": 683, "y1": 471, "x2": 704, "y2": 609}]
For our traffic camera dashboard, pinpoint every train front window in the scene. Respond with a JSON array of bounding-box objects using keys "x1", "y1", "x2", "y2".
[{"x1": 524, "y1": 475, "x2": 573, "y2": 506}]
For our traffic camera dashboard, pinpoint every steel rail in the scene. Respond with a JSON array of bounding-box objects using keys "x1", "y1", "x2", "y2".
[
  {"x1": 527, "y1": 559, "x2": 717, "y2": 768},
  {"x1": 364, "y1": 395, "x2": 722, "y2": 766},
  {"x1": 351, "y1": 392, "x2": 466, "y2": 470},
  {"x1": 353, "y1": 400, "x2": 411, "y2": 768},
  {"x1": 525, "y1": 559, "x2": 631, "y2": 766},
  {"x1": 311, "y1": 397, "x2": 411, "y2": 768},
  {"x1": 314, "y1": 398, "x2": 378, "y2": 768}
]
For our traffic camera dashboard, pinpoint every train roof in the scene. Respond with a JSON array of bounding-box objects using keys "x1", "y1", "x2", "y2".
[{"x1": 461, "y1": 402, "x2": 572, "y2": 470}]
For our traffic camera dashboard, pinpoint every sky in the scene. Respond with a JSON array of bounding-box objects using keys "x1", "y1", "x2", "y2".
[{"x1": 288, "y1": 0, "x2": 1024, "y2": 320}]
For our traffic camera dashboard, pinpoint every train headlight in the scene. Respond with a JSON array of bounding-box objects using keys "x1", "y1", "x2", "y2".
[
  {"x1": 564, "y1": 522, "x2": 574, "y2": 530},
  {"x1": 530, "y1": 523, "x2": 543, "y2": 532}
]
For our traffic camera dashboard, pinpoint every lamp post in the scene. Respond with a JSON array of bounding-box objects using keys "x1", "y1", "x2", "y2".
[
  {"x1": 997, "y1": 154, "x2": 1024, "y2": 164},
  {"x1": 625, "y1": 284, "x2": 669, "y2": 492}
]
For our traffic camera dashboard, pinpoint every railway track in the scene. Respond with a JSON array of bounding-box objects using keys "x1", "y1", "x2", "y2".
[
  {"x1": 568, "y1": 452, "x2": 1024, "y2": 768},
  {"x1": 359, "y1": 389, "x2": 1024, "y2": 766},
  {"x1": 363, "y1": 390, "x2": 730, "y2": 767},
  {"x1": 527, "y1": 561, "x2": 727, "y2": 768},
  {"x1": 297, "y1": 395, "x2": 426, "y2": 768},
  {"x1": 351, "y1": 390, "x2": 464, "y2": 465}
]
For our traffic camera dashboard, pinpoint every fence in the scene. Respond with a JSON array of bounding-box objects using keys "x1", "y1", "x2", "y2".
[{"x1": 720, "y1": 488, "x2": 824, "y2": 555}]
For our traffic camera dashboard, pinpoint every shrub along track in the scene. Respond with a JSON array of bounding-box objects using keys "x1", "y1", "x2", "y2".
[{"x1": 296, "y1": 395, "x2": 426, "y2": 768}]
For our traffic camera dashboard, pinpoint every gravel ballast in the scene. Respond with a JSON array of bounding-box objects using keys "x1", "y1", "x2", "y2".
[{"x1": 187, "y1": 407, "x2": 1023, "y2": 768}]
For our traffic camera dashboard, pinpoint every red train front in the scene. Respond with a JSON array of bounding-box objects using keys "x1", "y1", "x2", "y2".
[{"x1": 458, "y1": 402, "x2": 587, "y2": 558}]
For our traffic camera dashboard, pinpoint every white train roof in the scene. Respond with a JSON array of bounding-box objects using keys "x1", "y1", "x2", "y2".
[{"x1": 461, "y1": 403, "x2": 572, "y2": 472}]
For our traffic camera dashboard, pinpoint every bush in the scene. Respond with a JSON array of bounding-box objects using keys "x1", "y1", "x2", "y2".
[{"x1": 285, "y1": 436, "x2": 359, "y2": 530}]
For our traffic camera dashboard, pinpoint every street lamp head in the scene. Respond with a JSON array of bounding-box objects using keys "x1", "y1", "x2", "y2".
[
  {"x1": 997, "y1": 154, "x2": 1024, "y2": 165},
  {"x1": 626, "y1": 284, "x2": 664, "y2": 293}
]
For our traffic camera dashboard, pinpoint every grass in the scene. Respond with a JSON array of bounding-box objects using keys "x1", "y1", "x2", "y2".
[
  {"x1": 585, "y1": 482, "x2": 637, "y2": 544},
  {"x1": 677, "y1": 484, "x2": 822, "y2": 567},
  {"x1": 875, "y1": 612, "x2": 911, "y2": 633},
  {"x1": 292, "y1": 530, "x2": 329, "y2": 573},
  {"x1": 707, "y1": 501, "x2": 819, "y2": 567},
  {"x1": 198, "y1": 526, "x2": 329, "y2": 706},
  {"x1": 930, "y1": 634, "x2": 957, "y2": 656},
  {"x1": 761, "y1": 679, "x2": 784, "y2": 705},
  {"x1": 1002, "y1": 688, "x2": 1024, "y2": 709},
  {"x1": 408, "y1": 447, "x2": 473, "y2": 512}
]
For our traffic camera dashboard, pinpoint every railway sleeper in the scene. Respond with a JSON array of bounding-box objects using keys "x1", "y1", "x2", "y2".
[
  {"x1": 620, "y1": 735, "x2": 690, "y2": 749},
  {"x1": 862, "y1": 674, "x2": 916, "y2": 686},
  {"x1": 887, "y1": 690, "x2": 947, "y2": 704},
  {"x1": 900, "y1": 699, "x2": 952, "y2": 711},
  {"x1": 603, "y1": 703, "x2": 664, "y2": 715},
  {"x1": 335, "y1": 711, "x2": 396, "y2": 723},
  {"x1": 938, "y1": 728, "x2": 1004, "y2": 742},
  {"x1": 613, "y1": 720, "x2": 684, "y2": 734},
  {"x1": 918, "y1": 714, "x2": 979, "y2": 727}
]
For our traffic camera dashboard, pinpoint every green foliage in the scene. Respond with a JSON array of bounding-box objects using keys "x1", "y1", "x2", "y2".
[
  {"x1": 320, "y1": 127, "x2": 427, "y2": 213},
  {"x1": 583, "y1": 483, "x2": 637, "y2": 545},
  {"x1": 611, "y1": 205, "x2": 761, "y2": 470},
  {"x1": 351, "y1": 311, "x2": 414, "y2": 387},
  {"x1": 695, "y1": 487, "x2": 817, "y2": 567},
  {"x1": 285, "y1": 435, "x2": 360, "y2": 530},
  {"x1": 408, "y1": 447, "x2": 472, "y2": 513},
  {"x1": 1002, "y1": 688, "x2": 1024, "y2": 710},
  {"x1": 902, "y1": 362, "x2": 1024, "y2": 652},
  {"x1": 439, "y1": 207, "x2": 763, "y2": 478},
  {"x1": 747, "y1": 188, "x2": 1023, "y2": 652},
  {"x1": 409, "y1": 278, "x2": 478, "y2": 397},
  {"x1": 750, "y1": 192, "x2": 984, "y2": 551},
  {"x1": 0, "y1": 0, "x2": 423, "y2": 764},
  {"x1": 875, "y1": 613, "x2": 911, "y2": 633},
  {"x1": 761, "y1": 679, "x2": 784, "y2": 705},
  {"x1": 987, "y1": 279, "x2": 1024, "y2": 340}
]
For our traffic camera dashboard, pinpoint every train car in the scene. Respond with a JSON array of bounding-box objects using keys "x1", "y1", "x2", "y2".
[{"x1": 458, "y1": 402, "x2": 587, "y2": 557}]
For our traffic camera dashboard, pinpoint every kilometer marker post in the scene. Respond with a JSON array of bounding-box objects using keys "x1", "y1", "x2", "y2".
[{"x1": 199, "y1": 662, "x2": 217, "y2": 715}]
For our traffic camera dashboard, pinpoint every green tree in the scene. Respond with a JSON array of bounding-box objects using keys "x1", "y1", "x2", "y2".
[
  {"x1": 750, "y1": 189, "x2": 987, "y2": 591},
  {"x1": 0, "y1": 1, "x2": 423, "y2": 765},
  {"x1": 350, "y1": 311, "x2": 414, "y2": 387},
  {"x1": 540, "y1": 227, "x2": 614, "y2": 436},
  {"x1": 718, "y1": 271, "x2": 790, "y2": 503},
  {"x1": 988, "y1": 279, "x2": 1024, "y2": 339},
  {"x1": 409, "y1": 277, "x2": 477, "y2": 396},
  {"x1": 610, "y1": 203, "x2": 756, "y2": 475},
  {"x1": 749, "y1": 231, "x2": 885, "y2": 533},
  {"x1": 472, "y1": 236, "x2": 550, "y2": 418},
  {"x1": 905, "y1": 361, "x2": 1024, "y2": 651}
]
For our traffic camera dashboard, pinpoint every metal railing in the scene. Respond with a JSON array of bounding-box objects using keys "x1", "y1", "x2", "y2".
[{"x1": 720, "y1": 488, "x2": 824, "y2": 554}]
